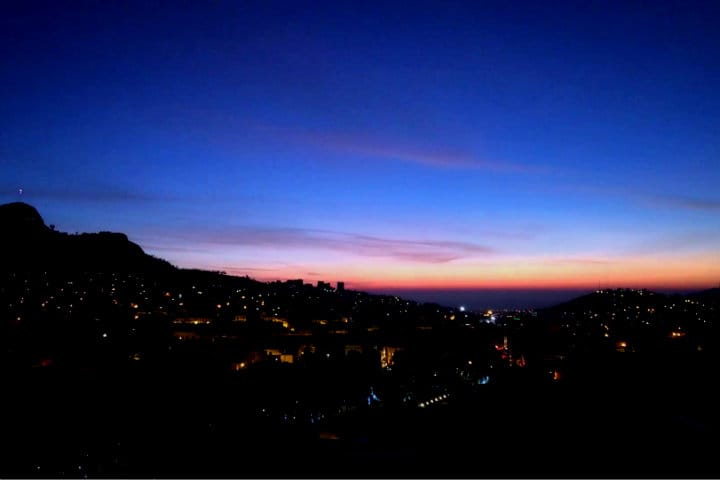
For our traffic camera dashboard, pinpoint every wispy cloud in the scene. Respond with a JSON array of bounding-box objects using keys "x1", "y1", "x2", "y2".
[
  {"x1": 219, "y1": 266, "x2": 282, "y2": 275},
  {"x1": 142, "y1": 244, "x2": 211, "y2": 254},
  {"x1": 321, "y1": 138, "x2": 534, "y2": 173},
  {"x1": 543, "y1": 257, "x2": 615, "y2": 266},
  {"x1": 261, "y1": 126, "x2": 544, "y2": 173},
  {"x1": 648, "y1": 194, "x2": 720, "y2": 212},
  {"x1": 160, "y1": 226, "x2": 497, "y2": 264},
  {"x1": 623, "y1": 230, "x2": 720, "y2": 256},
  {"x1": 553, "y1": 184, "x2": 720, "y2": 213}
]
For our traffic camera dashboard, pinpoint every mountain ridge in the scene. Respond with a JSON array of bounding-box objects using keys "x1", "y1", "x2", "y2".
[{"x1": 0, "y1": 201, "x2": 174, "y2": 273}]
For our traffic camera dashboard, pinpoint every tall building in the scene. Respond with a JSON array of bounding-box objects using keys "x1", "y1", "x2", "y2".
[{"x1": 337, "y1": 281, "x2": 345, "y2": 293}]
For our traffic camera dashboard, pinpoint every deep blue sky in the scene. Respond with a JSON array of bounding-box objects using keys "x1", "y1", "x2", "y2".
[{"x1": 2, "y1": 1, "x2": 719, "y2": 309}]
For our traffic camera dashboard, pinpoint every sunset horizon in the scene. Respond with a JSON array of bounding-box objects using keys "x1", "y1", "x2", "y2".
[
  {"x1": 3, "y1": 2, "x2": 717, "y2": 305},
  {"x1": 5, "y1": 197, "x2": 718, "y2": 310}
]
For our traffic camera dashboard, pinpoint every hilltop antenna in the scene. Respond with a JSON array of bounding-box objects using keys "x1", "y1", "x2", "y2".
[{"x1": 18, "y1": 187, "x2": 23, "y2": 196}]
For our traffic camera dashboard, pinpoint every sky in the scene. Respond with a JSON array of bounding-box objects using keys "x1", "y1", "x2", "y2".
[{"x1": 1, "y1": 1, "x2": 719, "y2": 309}]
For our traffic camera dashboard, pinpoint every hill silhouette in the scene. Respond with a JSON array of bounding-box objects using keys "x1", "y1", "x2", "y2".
[
  {"x1": 0, "y1": 202, "x2": 175, "y2": 273},
  {"x1": 0, "y1": 204, "x2": 717, "y2": 477}
]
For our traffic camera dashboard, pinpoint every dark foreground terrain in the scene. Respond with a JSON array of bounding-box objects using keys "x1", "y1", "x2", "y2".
[{"x1": 3, "y1": 363, "x2": 717, "y2": 478}]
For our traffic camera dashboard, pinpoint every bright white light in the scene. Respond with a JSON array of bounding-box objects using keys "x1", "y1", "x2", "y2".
[{"x1": 459, "y1": 306, "x2": 466, "y2": 312}]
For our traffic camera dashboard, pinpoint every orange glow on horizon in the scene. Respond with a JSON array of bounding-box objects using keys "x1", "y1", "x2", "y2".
[
  {"x1": 210, "y1": 251, "x2": 719, "y2": 292},
  {"x1": 227, "y1": 273, "x2": 716, "y2": 292}
]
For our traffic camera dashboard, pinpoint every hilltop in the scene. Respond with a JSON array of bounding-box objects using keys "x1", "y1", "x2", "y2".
[{"x1": 0, "y1": 202, "x2": 175, "y2": 273}]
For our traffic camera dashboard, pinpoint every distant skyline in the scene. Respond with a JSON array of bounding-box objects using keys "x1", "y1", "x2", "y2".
[{"x1": 2, "y1": 1, "x2": 719, "y2": 307}]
